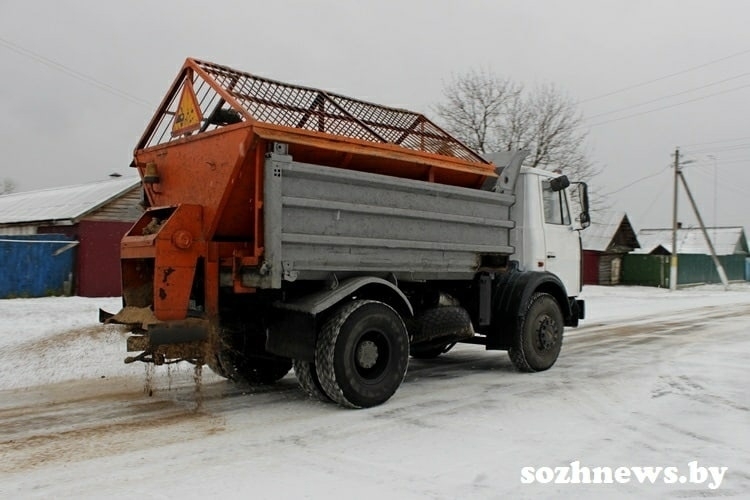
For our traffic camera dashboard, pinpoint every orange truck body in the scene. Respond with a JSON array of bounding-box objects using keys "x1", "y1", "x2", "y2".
[{"x1": 120, "y1": 58, "x2": 495, "y2": 329}]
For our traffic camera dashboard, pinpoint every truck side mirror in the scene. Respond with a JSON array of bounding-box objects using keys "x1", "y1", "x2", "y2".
[
  {"x1": 574, "y1": 182, "x2": 591, "y2": 229},
  {"x1": 549, "y1": 175, "x2": 570, "y2": 192}
]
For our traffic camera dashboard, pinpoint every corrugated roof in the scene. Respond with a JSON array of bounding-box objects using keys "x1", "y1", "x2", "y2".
[
  {"x1": 582, "y1": 211, "x2": 639, "y2": 252},
  {"x1": 635, "y1": 227, "x2": 748, "y2": 255},
  {"x1": 0, "y1": 177, "x2": 141, "y2": 225}
]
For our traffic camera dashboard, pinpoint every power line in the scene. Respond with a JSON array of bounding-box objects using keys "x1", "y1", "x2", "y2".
[
  {"x1": 635, "y1": 184, "x2": 667, "y2": 223},
  {"x1": 579, "y1": 47, "x2": 750, "y2": 103},
  {"x1": 0, "y1": 36, "x2": 153, "y2": 108},
  {"x1": 605, "y1": 165, "x2": 671, "y2": 196},
  {"x1": 586, "y1": 81, "x2": 750, "y2": 128},
  {"x1": 687, "y1": 164, "x2": 750, "y2": 198},
  {"x1": 688, "y1": 167, "x2": 749, "y2": 199},
  {"x1": 683, "y1": 143, "x2": 750, "y2": 155},
  {"x1": 583, "y1": 71, "x2": 750, "y2": 122},
  {"x1": 684, "y1": 157, "x2": 750, "y2": 167},
  {"x1": 682, "y1": 135, "x2": 750, "y2": 148}
]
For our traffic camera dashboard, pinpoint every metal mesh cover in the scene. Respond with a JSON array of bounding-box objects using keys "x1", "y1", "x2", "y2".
[{"x1": 194, "y1": 60, "x2": 485, "y2": 163}]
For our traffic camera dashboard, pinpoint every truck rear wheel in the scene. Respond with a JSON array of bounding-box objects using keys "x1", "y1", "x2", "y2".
[
  {"x1": 208, "y1": 326, "x2": 292, "y2": 384},
  {"x1": 315, "y1": 300, "x2": 409, "y2": 408},
  {"x1": 237, "y1": 356, "x2": 292, "y2": 384},
  {"x1": 508, "y1": 292, "x2": 563, "y2": 372},
  {"x1": 209, "y1": 350, "x2": 292, "y2": 384},
  {"x1": 292, "y1": 360, "x2": 331, "y2": 402}
]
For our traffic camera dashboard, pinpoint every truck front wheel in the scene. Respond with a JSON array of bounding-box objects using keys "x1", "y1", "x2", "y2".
[
  {"x1": 508, "y1": 292, "x2": 564, "y2": 372},
  {"x1": 315, "y1": 300, "x2": 409, "y2": 408}
]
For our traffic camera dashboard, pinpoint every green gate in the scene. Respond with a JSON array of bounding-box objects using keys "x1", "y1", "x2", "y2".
[{"x1": 622, "y1": 254, "x2": 669, "y2": 287}]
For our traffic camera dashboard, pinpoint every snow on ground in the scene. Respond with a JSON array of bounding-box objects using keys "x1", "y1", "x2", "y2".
[
  {"x1": 578, "y1": 282, "x2": 750, "y2": 323},
  {"x1": 2, "y1": 284, "x2": 747, "y2": 391},
  {"x1": 0, "y1": 296, "x2": 220, "y2": 391},
  {"x1": 0, "y1": 285, "x2": 749, "y2": 499}
]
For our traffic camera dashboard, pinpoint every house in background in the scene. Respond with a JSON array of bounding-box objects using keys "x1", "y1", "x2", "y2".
[
  {"x1": 623, "y1": 226, "x2": 749, "y2": 287},
  {"x1": 0, "y1": 177, "x2": 142, "y2": 297},
  {"x1": 636, "y1": 226, "x2": 749, "y2": 256},
  {"x1": 581, "y1": 211, "x2": 640, "y2": 285}
]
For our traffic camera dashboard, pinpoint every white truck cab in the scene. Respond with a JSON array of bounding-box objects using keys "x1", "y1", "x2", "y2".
[{"x1": 511, "y1": 166, "x2": 589, "y2": 298}]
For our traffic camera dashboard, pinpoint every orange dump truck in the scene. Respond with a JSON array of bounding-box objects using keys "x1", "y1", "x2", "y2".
[{"x1": 104, "y1": 58, "x2": 589, "y2": 408}]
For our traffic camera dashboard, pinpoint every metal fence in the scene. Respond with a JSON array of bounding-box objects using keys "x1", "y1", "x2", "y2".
[
  {"x1": 0, "y1": 235, "x2": 76, "y2": 298},
  {"x1": 622, "y1": 253, "x2": 747, "y2": 288}
]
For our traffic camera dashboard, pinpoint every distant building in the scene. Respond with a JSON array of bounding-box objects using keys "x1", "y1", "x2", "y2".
[
  {"x1": 581, "y1": 211, "x2": 640, "y2": 285},
  {"x1": 623, "y1": 226, "x2": 749, "y2": 287},
  {"x1": 0, "y1": 177, "x2": 142, "y2": 297},
  {"x1": 635, "y1": 226, "x2": 749, "y2": 256}
]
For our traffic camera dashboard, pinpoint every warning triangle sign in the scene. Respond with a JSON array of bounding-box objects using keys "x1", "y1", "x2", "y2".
[{"x1": 171, "y1": 78, "x2": 203, "y2": 137}]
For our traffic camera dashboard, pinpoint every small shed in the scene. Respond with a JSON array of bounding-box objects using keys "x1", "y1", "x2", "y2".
[
  {"x1": 625, "y1": 226, "x2": 749, "y2": 286},
  {"x1": 0, "y1": 177, "x2": 142, "y2": 297},
  {"x1": 581, "y1": 211, "x2": 640, "y2": 285}
]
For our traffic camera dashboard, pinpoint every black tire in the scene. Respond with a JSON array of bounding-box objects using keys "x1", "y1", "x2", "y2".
[
  {"x1": 406, "y1": 306, "x2": 472, "y2": 344},
  {"x1": 209, "y1": 349, "x2": 292, "y2": 384},
  {"x1": 508, "y1": 292, "x2": 564, "y2": 372},
  {"x1": 292, "y1": 359, "x2": 331, "y2": 402},
  {"x1": 236, "y1": 356, "x2": 293, "y2": 384},
  {"x1": 206, "y1": 352, "x2": 233, "y2": 379},
  {"x1": 316, "y1": 300, "x2": 409, "y2": 408},
  {"x1": 410, "y1": 342, "x2": 455, "y2": 359}
]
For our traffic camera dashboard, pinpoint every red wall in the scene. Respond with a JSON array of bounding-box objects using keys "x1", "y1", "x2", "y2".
[
  {"x1": 74, "y1": 220, "x2": 132, "y2": 297},
  {"x1": 41, "y1": 221, "x2": 132, "y2": 297},
  {"x1": 583, "y1": 250, "x2": 600, "y2": 286}
]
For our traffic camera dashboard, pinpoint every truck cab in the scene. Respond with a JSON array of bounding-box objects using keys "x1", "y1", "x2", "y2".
[{"x1": 512, "y1": 167, "x2": 589, "y2": 299}]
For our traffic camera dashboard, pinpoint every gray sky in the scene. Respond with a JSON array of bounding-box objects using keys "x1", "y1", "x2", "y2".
[{"x1": 2, "y1": 0, "x2": 749, "y2": 232}]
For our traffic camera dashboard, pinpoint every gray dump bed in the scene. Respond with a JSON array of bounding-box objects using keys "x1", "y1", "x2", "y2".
[{"x1": 244, "y1": 151, "x2": 518, "y2": 288}]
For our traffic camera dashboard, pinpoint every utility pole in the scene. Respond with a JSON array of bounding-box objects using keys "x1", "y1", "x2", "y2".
[
  {"x1": 670, "y1": 148, "x2": 680, "y2": 291},
  {"x1": 710, "y1": 154, "x2": 718, "y2": 244},
  {"x1": 670, "y1": 148, "x2": 728, "y2": 290},
  {"x1": 678, "y1": 171, "x2": 729, "y2": 289}
]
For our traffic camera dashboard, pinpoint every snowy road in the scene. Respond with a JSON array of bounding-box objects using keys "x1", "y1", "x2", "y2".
[{"x1": 0, "y1": 287, "x2": 749, "y2": 499}]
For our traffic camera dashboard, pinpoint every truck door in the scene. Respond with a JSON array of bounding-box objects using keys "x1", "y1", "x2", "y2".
[{"x1": 541, "y1": 182, "x2": 581, "y2": 296}]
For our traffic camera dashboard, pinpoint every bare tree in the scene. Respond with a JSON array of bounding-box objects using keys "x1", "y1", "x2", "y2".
[
  {"x1": 434, "y1": 69, "x2": 521, "y2": 155},
  {"x1": 434, "y1": 71, "x2": 600, "y2": 189},
  {"x1": 0, "y1": 178, "x2": 16, "y2": 195}
]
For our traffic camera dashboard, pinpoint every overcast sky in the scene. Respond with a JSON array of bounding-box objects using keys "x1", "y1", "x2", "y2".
[{"x1": 2, "y1": 0, "x2": 749, "y2": 232}]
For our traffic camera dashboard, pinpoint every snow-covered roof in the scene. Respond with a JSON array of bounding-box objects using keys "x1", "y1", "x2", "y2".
[
  {"x1": 635, "y1": 226, "x2": 748, "y2": 255},
  {"x1": 581, "y1": 210, "x2": 639, "y2": 252},
  {"x1": 0, "y1": 177, "x2": 141, "y2": 225}
]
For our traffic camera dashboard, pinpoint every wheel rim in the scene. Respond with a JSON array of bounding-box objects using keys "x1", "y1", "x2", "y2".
[
  {"x1": 535, "y1": 315, "x2": 559, "y2": 351},
  {"x1": 353, "y1": 330, "x2": 391, "y2": 381}
]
